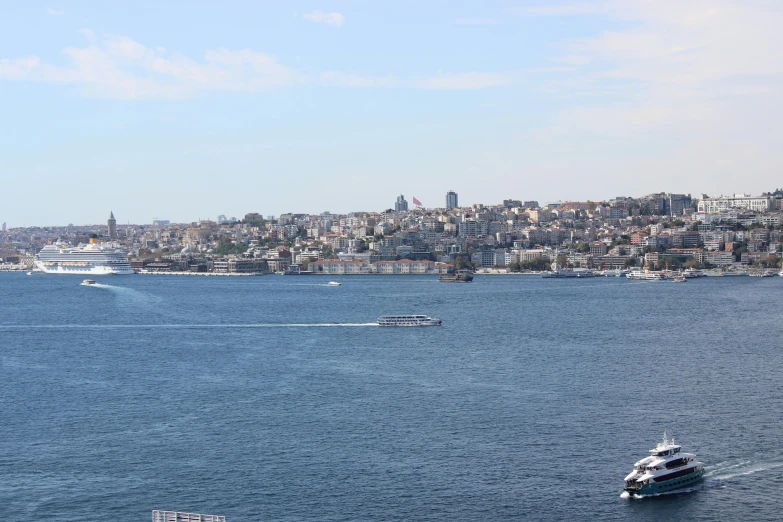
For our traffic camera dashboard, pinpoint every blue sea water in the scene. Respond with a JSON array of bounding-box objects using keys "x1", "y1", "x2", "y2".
[{"x1": 1, "y1": 273, "x2": 782, "y2": 521}]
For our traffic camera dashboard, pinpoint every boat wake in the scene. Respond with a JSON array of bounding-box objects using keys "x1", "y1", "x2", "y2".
[
  {"x1": 704, "y1": 459, "x2": 783, "y2": 481},
  {"x1": 0, "y1": 323, "x2": 380, "y2": 329},
  {"x1": 622, "y1": 458, "x2": 783, "y2": 499}
]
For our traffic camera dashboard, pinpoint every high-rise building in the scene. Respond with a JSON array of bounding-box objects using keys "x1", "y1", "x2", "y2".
[
  {"x1": 395, "y1": 195, "x2": 408, "y2": 212},
  {"x1": 446, "y1": 190, "x2": 458, "y2": 209},
  {"x1": 107, "y1": 211, "x2": 117, "y2": 238},
  {"x1": 668, "y1": 193, "x2": 692, "y2": 217},
  {"x1": 1, "y1": 222, "x2": 5, "y2": 231}
]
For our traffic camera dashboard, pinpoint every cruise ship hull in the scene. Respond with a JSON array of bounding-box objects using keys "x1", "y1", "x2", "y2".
[
  {"x1": 625, "y1": 467, "x2": 704, "y2": 496},
  {"x1": 34, "y1": 261, "x2": 133, "y2": 275}
]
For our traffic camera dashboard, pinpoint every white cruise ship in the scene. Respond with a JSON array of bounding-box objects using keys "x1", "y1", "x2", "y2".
[{"x1": 34, "y1": 239, "x2": 133, "y2": 275}]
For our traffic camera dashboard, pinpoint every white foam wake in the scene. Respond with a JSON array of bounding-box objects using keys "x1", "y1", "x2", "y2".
[
  {"x1": 0, "y1": 323, "x2": 380, "y2": 329},
  {"x1": 705, "y1": 460, "x2": 783, "y2": 480}
]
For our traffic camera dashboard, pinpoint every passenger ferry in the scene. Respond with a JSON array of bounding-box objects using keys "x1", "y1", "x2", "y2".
[
  {"x1": 626, "y1": 269, "x2": 666, "y2": 281},
  {"x1": 34, "y1": 238, "x2": 133, "y2": 275},
  {"x1": 623, "y1": 433, "x2": 704, "y2": 496},
  {"x1": 377, "y1": 315, "x2": 442, "y2": 326},
  {"x1": 541, "y1": 268, "x2": 595, "y2": 278},
  {"x1": 682, "y1": 269, "x2": 705, "y2": 278}
]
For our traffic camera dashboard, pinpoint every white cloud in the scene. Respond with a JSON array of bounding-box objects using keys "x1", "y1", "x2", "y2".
[
  {"x1": 303, "y1": 11, "x2": 345, "y2": 27},
  {"x1": 46, "y1": 8, "x2": 64, "y2": 16},
  {"x1": 511, "y1": 3, "x2": 607, "y2": 17},
  {"x1": 514, "y1": 0, "x2": 783, "y2": 194},
  {"x1": 0, "y1": 33, "x2": 299, "y2": 99},
  {"x1": 0, "y1": 31, "x2": 517, "y2": 97},
  {"x1": 320, "y1": 71, "x2": 397, "y2": 88},
  {"x1": 417, "y1": 72, "x2": 512, "y2": 90}
]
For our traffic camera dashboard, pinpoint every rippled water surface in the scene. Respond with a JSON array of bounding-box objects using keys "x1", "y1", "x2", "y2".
[{"x1": 1, "y1": 273, "x2": 782, "y2": 520}]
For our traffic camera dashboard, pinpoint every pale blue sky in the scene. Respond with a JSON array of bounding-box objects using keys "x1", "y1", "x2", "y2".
[{"x1": 2, "y1": 1, "x2": 782, "y2": 226}]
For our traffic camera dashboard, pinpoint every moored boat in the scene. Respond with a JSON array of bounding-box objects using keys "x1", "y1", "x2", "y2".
[
  {"x1": 439, "y1": 270, "x2": 474, "y2": 283},
  {"x1": 626, "y1": 269, "x2": 665, "y2": 281},
  {"x1": 623, "y1": 433, "x2": 704, "y2": 496},
  {"x1": 35, "y1": 238, "x2": 132, "y2": 275}
]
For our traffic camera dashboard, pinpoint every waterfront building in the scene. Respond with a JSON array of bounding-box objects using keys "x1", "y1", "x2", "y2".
[
  {"x1": 372, "y1": 259, "x2": 435, "y2": 274},
  {"x1": 310, "y1": 259, "x2": 370, "y2": 274},
  {"x1": 446, "y1": 190, "x2": 459, "y2": 209},
  {"x1": 108, "y1": 211, "x2": 117, "y2": 239},
  {"x1": 395, "y1": 195, "x2": 409, "y2": 212}
]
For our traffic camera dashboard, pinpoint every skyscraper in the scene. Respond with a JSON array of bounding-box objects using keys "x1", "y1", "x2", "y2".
[
  {"x1": 395, "y1": 195, "x2": 408, "y2": 212},
  {"x1": 446, "y1": 190, "x2": 458, "y2": 209},
  {"x1": 108, "y1": 211, "x2": 117, "y2": 239}
]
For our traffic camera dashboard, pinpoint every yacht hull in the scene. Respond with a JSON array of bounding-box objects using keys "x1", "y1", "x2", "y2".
[
  {"x1": 625, "y1": 467, "x2": 704, "y2": 496},
  {"x1": 34, "y1": 261, "x2": 133, "y2": 275}
]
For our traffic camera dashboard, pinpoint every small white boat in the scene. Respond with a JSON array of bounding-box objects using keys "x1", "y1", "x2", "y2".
[
  {"x1": 82, "y1": 279, "x2": 96, "y2": 285},
  {"x1": 26, "y1": 271, "x2": 33, "y2": 276},
  {"x1": 327, "y1": 281, "x2": 341, "y2": 286},
  {"x1": 673, "y1": 276, "x2": 686, "y2": 283}
]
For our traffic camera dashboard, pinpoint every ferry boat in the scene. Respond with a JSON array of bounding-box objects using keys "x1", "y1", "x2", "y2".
[
  {"x1": 542, "y1": 268, "x2": 595, "y2": 278},
  {"x1": 34, "y1": 239, "x2": 133, "y2": 275},
  {"x1": 682, "y1": 269, "x2": 705, "y2": 278},
  {"x1": 377, "y1": 315, "x2": 442, "y2": 327},
  {"x1": 624, "y1": 433, "x2": 704, "y2": 496},
  {"x1": 626, "y1": 269, "x2": 665, "y2": 281}
]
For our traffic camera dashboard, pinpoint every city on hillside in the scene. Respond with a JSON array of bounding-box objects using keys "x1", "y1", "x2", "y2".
[{"x1": 3, "y1": 189, "x2": 783, "y2": 275}]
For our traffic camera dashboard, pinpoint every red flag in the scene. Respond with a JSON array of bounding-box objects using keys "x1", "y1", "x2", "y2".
[{"x1": 413, "y1": 197, "x2": 422, "y2": 206}]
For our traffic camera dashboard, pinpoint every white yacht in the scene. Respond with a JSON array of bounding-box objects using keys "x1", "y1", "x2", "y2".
[
  {"x1": 377, "y1": 315, "x2": 442, "y2": 326},
  {"x1": 34, "y1": 239, "x2": 133, "y2": 275},
  {"x1": 624, "y1": 433, "x2": 705, "y2": 496},
  {"x1": 626, "y1": 269, "x2": 666, "y2": 281}
]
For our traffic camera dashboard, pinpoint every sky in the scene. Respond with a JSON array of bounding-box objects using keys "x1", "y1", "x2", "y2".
[{"x1": 2, "y1": 0, "x2": 783, "y2": 226}]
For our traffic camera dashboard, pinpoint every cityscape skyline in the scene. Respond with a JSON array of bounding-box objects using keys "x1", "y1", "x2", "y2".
[
  {"x1": 2, "y1": 1, "x2": 783, "y2": 226},
  {"x1": 5, "y1": 187, "x2": 783, "y2": 229}
]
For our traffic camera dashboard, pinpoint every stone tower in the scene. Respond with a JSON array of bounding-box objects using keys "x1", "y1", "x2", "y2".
[{"x1": 108, "y1": 211, "x2": 117, "y2": 239}]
